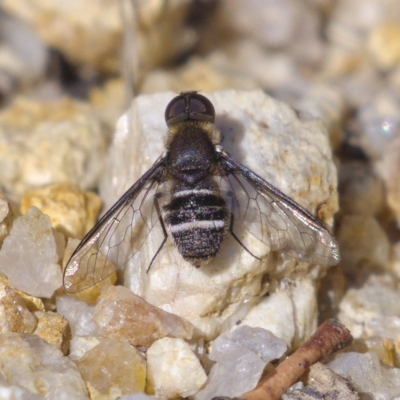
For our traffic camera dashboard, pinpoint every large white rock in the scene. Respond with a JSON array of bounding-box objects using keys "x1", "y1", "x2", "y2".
[
  {"x1": 100, "y1": 90, "x2": 338, "y2": 342},
  {"x1": 146, "y1": 337, "x2": 207, "y2": 398}
]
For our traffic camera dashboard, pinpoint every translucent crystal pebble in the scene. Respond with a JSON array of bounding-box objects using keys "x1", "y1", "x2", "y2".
[
  {"x1": 329, "y1": 352, "x2": 400, "y2": 399},
  {"x1": 0, "y1": 207, "x2": 62, "y2": 298},
  {"x1": 194, "y1": 346, "x2": 266, "y2": 400},
  {"x1": 0, "y1": 332, "x2": 89, "y2": 399},
  {"x1": 210, "y1": 325, "x2": 287, "y2": 364},
  {"x1": 56, "y1": 295, "x2": 100, "y2": 337},
  {"x1": 93, "y1": 285, "x2": 194, "y2": 346},
  {"x1": 75, "y1": 337, "x2": 146, "y2": 399},
  {"x1": 147, "y1": 337, "x2": 207, "y2": 398}
]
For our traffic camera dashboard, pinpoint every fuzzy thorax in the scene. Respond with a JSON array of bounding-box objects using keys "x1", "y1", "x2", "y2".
[{"x1": 165, "y1": 121, "x2": 221, "y2": 149}]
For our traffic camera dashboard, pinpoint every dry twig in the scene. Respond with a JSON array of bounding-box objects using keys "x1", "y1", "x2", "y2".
[{"x1": 241, "y1": 319, "x2": 353, "y2": 400}]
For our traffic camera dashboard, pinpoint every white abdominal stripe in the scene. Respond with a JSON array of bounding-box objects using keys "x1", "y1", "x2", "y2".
[
  {"x1": 173, "y1": 189, "x2": 215, "y2": 198},
  {"x1": 169, "y1": 220, "x2": 225, "y2": 233}
]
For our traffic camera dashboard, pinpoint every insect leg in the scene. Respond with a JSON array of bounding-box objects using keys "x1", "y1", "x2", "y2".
[{"x1": 146, "y1": 195, "x2": 168, "y2": 273}]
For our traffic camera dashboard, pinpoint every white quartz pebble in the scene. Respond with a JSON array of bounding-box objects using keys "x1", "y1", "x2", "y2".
[
  {"x1": 211, "y1": 325, "x2": 287, "y2": 364},
  {"x1": 196, "y1": 325, "x2": 286, "y2": 400},
  {"x1": 147, "y1": 337, "x2": 207, "y2": 398},
  {"x1": 0, "y1": 207, "x2": 62, "y2": 298},
  {"x1": 195, "y1": 347, "x2": 266, "y2": 400},
  {"x1": 56, "y1": 295, "x2": 100, "y2": 337}
]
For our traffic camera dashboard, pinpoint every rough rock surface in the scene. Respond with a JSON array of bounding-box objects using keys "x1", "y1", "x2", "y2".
[
  {"x1": 21, "y1": 183, "x2": 102, "y2": 239},
  {"x1": 0, "y1": 281, "x2": 37, "y2": 334},
  {"x1": 75, "y1": 337, "x2": 146, "y2": 400},
  {"x1": 33, "y1": 311, "x2": 71, "y2": 356},
  {"x1": 0, "y1": 332, "x2": 89, "y2": 399},
  {"x1": 93, "y1": 285, "x2": 194, "y2": 347},
  {"x1": 0, "y1": 97, "x2": 107, "y2": 197},
  {"x1": 146, "y1": 337, "x2": 207, "y2": 398},
  {"x1": 0, "y1": 207, "x2": 62, "y2": 298}
]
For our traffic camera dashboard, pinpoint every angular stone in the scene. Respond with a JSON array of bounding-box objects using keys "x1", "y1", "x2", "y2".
[
  {"x1": 93, "y1": 286, "x2": 194, "y2": 347},
  {"x1": 0, "y1": 274, "x2": 45, "y2": 312},
  {"x1": 56, "y1": 295, "x2": 100, "y2": 337},
  {"x1": 21, "y1": 183, "x2": 102, "y2": 239},
  {"x1": 75, "y1": 337, "x2": 146, "y2": 399},
  {"x1": 240, "y1": 288, "x2": 295, "y2": 347},
  {"x1": 0, "y1": 281, "x2": 37, "y2": 334},
  {"x1": 0, "y1": 207, "x2": 62, "y2": 298},
  {"x1": 211, "y1": 325, "x2": 287, "y2": 364},
  {"x1": 195, "y1": 346, "x2": 265, "y2": 400},
  {"x1": 0, "y1": 332, "x2": 89, "y2": 399},
  {"x1": 147, "y1": 337, "x2": 207, "y2": 398},
  {"x1": 329, "y1": 352, "x2": 400, "y2": 399},
  {"x1": 69, "y1": 336, "x2": 102, "y2": 361},
  {"x1": 33, "y1": 311, "x2": 71, "y2": 356}
]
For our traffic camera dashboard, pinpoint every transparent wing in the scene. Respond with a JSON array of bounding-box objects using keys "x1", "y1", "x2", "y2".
[
  {"x1": 218, "y1": 152, "x2": 340, "y2": 266},
  {"x1": 63, "y1": 155, "x2": 167, "y2": 293}
]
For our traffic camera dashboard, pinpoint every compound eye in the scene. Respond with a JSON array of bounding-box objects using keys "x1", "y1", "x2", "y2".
[
  {"x1": 165, "y1": 92, "x2": 215, "y2": 127},
  {"x1": 188, "y1": 93, "x2": 215, "y2": 121},
  {"x1": 165, "y1": 97, "x2": 186, "y2": 124}
]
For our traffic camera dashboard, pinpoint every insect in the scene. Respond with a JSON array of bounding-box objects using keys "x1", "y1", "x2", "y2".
[{"x1": 63, "y1": 92, "x2": 340, "y2": 294}]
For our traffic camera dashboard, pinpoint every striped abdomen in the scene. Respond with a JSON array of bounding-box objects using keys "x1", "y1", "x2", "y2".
[{"x1": 164, "y1": 180, "x2": 228, "y2": 265}]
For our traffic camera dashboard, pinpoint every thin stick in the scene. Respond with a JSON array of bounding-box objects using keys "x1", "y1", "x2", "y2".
[{"x1": 241, "y1": 319, "x2": 353, "y2": 400}]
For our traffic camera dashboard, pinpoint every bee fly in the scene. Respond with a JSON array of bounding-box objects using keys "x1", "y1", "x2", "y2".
[{"x1": 63, "y1": 92, "x2": 340, "y2": 294}]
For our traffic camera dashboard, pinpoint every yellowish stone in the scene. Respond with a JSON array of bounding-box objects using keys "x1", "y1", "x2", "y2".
[
  {"x1": 93, "y1": 286, "x2": 194, "y2": 347},
  {"x1": 368, "y1": 22, "x2": 400, "y2": 70},
  {"x1": 33, "y1": 311, "x2": 71, "y2": 356},
  {"x1": 0, "y1": 282, "x2": 37, "y2": 333},
  {"x1": 75, "y1": 337, "x2": 146, "y2": 400},
  {"x1": 21, "y1": 183, "x2": 102, "y2": 239},
  {"x1": 0, "y1": 275, "x2": 45, "y2": 312}
]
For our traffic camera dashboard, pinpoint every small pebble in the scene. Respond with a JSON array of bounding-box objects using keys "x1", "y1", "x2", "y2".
[
  {"x1": 147, "y1": 337, "x2": 207, "y2": 398},
  {"x1": 93, "y1": 285, "x2": 194, "y2": 347}
]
